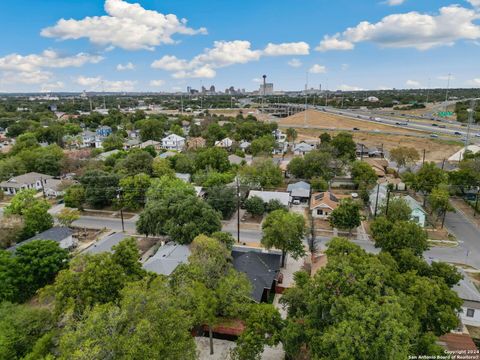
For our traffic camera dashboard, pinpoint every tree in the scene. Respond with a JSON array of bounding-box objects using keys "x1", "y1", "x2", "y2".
[
  {"x1": 250, "y1": 135, "x2": 275, "y2": 156},
  {"x1": 58, "y1": 277, "x2": 196, "y2": 360},
  {"x1": 206, "y1": 185, "x2": 237, "y2": 219},
  {"x1": 137, "y1": 194, "x2": 222, "y2": 243},
  {"x1": 244, "y1": 196, "x2": 265, "y2": 217},
  {"x1": 409, "y1": 162, "x2": 447, "y2": 199},
  {"x1": 265, "y1": 199, "x2": 287, "y2": 213},
  {"x1": 115, "y1": 150, "x2": 153, "y2": 176},
  {"x1": 146, "y1": 175, "x2": 196, "y2": 202},
  {"x1": 232, "y1": 304, "x2": 283, "y2": 360},
  {"x1": 101, "y1": 133, "x2": 124, "y2": 151},
  {"x1": 331, "y1": 132, "x2": 356, "y2": 161},
  {"x1": 429, "y1": 185, "x2": 453, "y2": 225},
  {"x1": 211, "y1": 231, "x2": 236, "y2": 250},
  {"x1": 64, "y1": 185, "x2": 86, "y2": 211},
  {"x1": 14, "y1": 240, "x2": 69, "y2": 301},
  {"x1": 379, "y1": 197, "x2": 411, "y2": 222},
  {"x1": 0, "y1": 215, "x2": 23, "y2": 249},
  {"x1": 136, "y1": 118, "x2": 166, "y2": 141},
  {"x1": 351, "y1": 161, "x2": 377, "y2": 189},
  {"x1": 262, "y1": 210, "x2": 306, "y2": 267},
  {"x1": 119, "y1": 173, "x2": 151, "y2": 210},
  {"x1": 0, "y1": 249, "x2": 20, "y2": 302},
  {"x1": 311, "y1": 177, "x2": 329, "y2": 192},
  {"x1": 4, "y1": 189, "x2": 53, "y2": 240},
  {"x1": 390, "y1": 146, "x2": 420, "y2": 169},
  {"x1": 80, "y1": 170, "x2": 120, "y2": 208},
  {"x1": 152, "y1": 157, "x2": 175, "y2": 178},
  {"x1": 280, "y1": 237, "x2": 462, "y2": 360},
  {"x1": 195, "y1": 147, "x2": 230, "y2": 172},
  {"x1": 238, "y1": 158, "x2": 283, "y2": 188},
  {"x1": 56, "y1": 208, "x2": 80, "y2": 228},
  {"x1": 0, "y1": 302, "x2": 55, "y2": 360},
  {"x1": 286, "y1": 128, "x2": 298, "y2": 143},
  {"x1": 287, "y1": 150, "x2": 334, "y2": 180},
  {"x1": 111, "y1": 237, "x2": 145, "y2": 279},
  {"x1": 319, "y1": 132, "x2": 332, "y2": 144},
  {"x1": 329, "y1": 199, "x2": 361, "y2": 235},
  {"x1": 372, "y1": 218, "x2": 429, "y2": 257},
  {"x1": 170, "y1": 153, "x2": 196, "y2": 174}
]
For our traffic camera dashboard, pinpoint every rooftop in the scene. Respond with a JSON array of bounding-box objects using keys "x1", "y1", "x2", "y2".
[
  {"x1": 84, "y1": 232, "x2": 129, "y2": 254},
  {"x1": 8, "y1": 226, "x2": 73, "y2": 252},
  {"x1": 143, "y1": 242, "x2": 191, "y2": 276}
]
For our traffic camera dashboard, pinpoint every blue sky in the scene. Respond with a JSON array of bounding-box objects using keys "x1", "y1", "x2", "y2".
[{"x1": 0, "y1": 0, "x2": 479, "y2": 92}]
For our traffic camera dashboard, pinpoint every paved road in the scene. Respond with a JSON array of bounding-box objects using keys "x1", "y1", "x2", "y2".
[{"x1": 73, "y1": 216, "x2": 137, "y2": 233}]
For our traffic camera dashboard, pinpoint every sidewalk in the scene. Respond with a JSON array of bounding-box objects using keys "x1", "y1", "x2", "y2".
[{"x1": 451, "y1": 198, "x2": 480, "y2": 230}]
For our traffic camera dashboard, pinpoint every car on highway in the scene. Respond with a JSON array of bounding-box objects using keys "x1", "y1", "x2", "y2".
[
  {"x1": 454, "y1": 131, "x2": 462, "y2": 136},
  {"x1": 353, "y1": 127, "x2": 360, "y2": 131},
  {"x1": 431, "y1": 123, "x2": 438, "y2": 127},
  {"x1": 475, "y1": 133, "x2": 480, "y2": 138},
  {"x1": 430, "y1": 134, "x2": 439, "y2": 138},
  {"x1": 438, "y1": 125, "x2": 446, "y2": 128}
]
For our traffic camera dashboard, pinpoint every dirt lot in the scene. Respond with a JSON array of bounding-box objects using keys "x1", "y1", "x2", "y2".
[
  {"x1": 295, "y1": 128, "x2": 461, "y2": 162},
  {"x1": 278, "y1": 109, "x2": 423, "y2": 135}
]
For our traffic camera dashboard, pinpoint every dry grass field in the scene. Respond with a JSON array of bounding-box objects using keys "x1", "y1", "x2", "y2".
[
  {"x1": 278, "y1": 109, "x2": 424, "y2": 135},
  {"x1": 293, "y1": 128, "x2": 462, "y2": 162}
]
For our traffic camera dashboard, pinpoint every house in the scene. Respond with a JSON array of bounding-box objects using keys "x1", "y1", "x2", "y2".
[
  {"x1": 162, "y1": 134, "x2": 185, "y2": 151},
  {"x1": 293, "y1": 142, "x2": 315, "y2": 156},
  {"x1": 139, "y1": 140, "x2": 161, "y2": 150},
  {"x1": 9, "y1": 227, "x2": 76, "y2": 252},
  {"x1": 96, "y1": 149, "x2": 120, "y2": 161},
  {"x1": 44, "y1": 178, "x2": 75, "y2": 198},
  {"x1": 453, "y1": 269, "x2": 480, "y2": 327},
  {"x1": 379, "y1": 176, "x2": 406, "y2": 191},
  {"x1": 123, "y1": 138, "x2": 141, "y2": 150},
  {"x1": 356, "y1": 143, "x2": 369, "y2": 158},
  {"x1": 186, "y1": 137, "x2": 206, "y2": 150},
  {"x1": 272, "y1": 129, "x2": 287, "y2": 142},
  {"x1": 310, "y1": 191, "x2": 340, "y2": 219},
  {"x1": 368, "y1": 147, "x2": 384, "y2": 158},
  {"x1": 127, "y1": 129, "x2": 140, "y2": 139},
  {"x1": 84, "y1": 232, "x2": 129, "y2": 254},
  {"x1": 239, "y1": 141, "x2": 251, "y2": 152},
  {"x1": 438, "y1": 333, "x2": 478, "y2": 355},
  {"x1": 287, "y1": 181, "x2": 311, "y2": 203},
  {"x1": 215, "y1": 137, "x2": 234, "y2": 149},
  {"x1": 363, "y1": 158, "x2": 389, "y2": 177},
  {"x1": 369, "y1": 185, "x2": 426, "y2": 227},
  {"x1": 175, "y1": 173, "x2": 191, "y2": 183},
  {"x1": 143, "y1": 242, "x2": 190, "y2": 276},
  {"x1": 0, "y1": 172, "x2": 53, "y2": 195},
  {"x1": 181, "y1": 120, "x2": 191, "y2": 134},
  {"x1": 96, "y1": 125, "x2": 112, "y2": 137},
  {"x1": 232, "y1": 248, "x2": 282, "y2": 303},
  {"x1": 403, "y1": 195, "x2": 427, "y2": 227},
  {"x1": 248, "y1": 190, "x2": 291, "y2": 207}
]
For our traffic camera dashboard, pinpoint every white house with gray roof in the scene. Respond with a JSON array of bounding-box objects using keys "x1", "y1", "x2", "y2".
[
  {"x1": 453, "y1": 269, "x2": 480, "y2": 326},
  {"x1": 9, "y1": 227, "x2": 75, "y2": 252},
  {"x1": 0, "y1": 172, "x2": 53, "y2": 195}
]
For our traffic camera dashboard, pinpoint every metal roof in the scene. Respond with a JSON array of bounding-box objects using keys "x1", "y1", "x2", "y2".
[
  {"x1": 84, "y1": 232, "x2": 129, "y2": 254},
  {"x1": 143, "y1": 243, "x2": 191, "y2": 276}
]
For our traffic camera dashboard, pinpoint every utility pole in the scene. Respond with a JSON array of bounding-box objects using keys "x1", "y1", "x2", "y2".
[
  {"x1": 116, "y1": 188, "x2": 125, "y2": 232},
  {"x1": 475, "y1": 189, "x2": 479, "y2": 218},
  {"x1": 422, "y1": 149, "x2": 426, "y2": 166},
  {"x1": 40, "y1": 177, "x2": 46, "y2": 199},
  {"x1": 261, "y1": 74, "x2": 267, "y2": 114},
  {"x1": 385, "y1": 188, "x2": 391, "y2": 217},
  {"x1": 373, "y1": 183, "x2": 380, "y2": 218},
  {"x1": 236, "y1": 177, "x2": 240, "y2": 243},
  {"x1": 441, "y1": 158, "x2": 446, "y2": 170},
  {"x1": 444, "y1": 73, "x2": 451, "y2": 111},
  {"x1": 360, "y1": 144, "x2": 364, "y2": 161}
]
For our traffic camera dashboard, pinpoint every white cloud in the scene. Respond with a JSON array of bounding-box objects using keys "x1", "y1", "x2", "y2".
[
  {"x1": 75, "y1": 76, "x2": 136, "y2": 91},
  {"x1": 252, "y1": 78, "x2": 262, "y2": 83},
  {"x1": 341, "y1": 63, "x2": 349, "y2": 71},
  {"x1": 467, "y1": 78, "x2": 480, "y2": 86},
  {"x1": 263, "y1": 42, "x2": 310, "y2": 56},
  {"x1": 150, "y1": 79, "x2": 165, "y2": 87},
  {"x1": 468, "y1": 0, "x2": 480, "y2": 8},
  {"x1": 287, "y1": 58, "x2": 303, "y2": 68},
  {"x1": 338, "y1": 84, "x2": 364, "y2": 91},
  {"x1": 41, "y1": 0, "x2": 207, "y2": 51},
  {"x1": 406, "y1": 79, "x2": 421, "y2": 88},
  {"x1": 0, "y1": 50, "x2": 103, "y2": 72},
  {"x1": 316, "y1": 36, "x2": 355, "y2": 52},
  {"x1": 116, "y1": 62, "x2": 135, "y2": 71},
  {"x1": 152, "y1": 40, "x2": 277, "y2": 79},
  {"x1": 0, "y1": 71, "x2": 52, "y2": 85},
  {"x1": 309, "y1": 64, "x2": 327, "y2": 74},
  {"x1": 385, "y1": 0, "x2": 405, "y2": 6},
  {"x1": 316, "y1": 5, "x2": 480, "y2": 51}
]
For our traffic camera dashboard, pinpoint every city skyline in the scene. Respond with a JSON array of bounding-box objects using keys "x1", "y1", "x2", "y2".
[{"x1": 1, "y1": 0, "x2": 480, "y2": 92}]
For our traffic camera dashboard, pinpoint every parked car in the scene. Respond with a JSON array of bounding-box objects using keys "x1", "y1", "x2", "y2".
[{"x1": 430, "y1": 134, "x2": 439, "y2": 138}]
